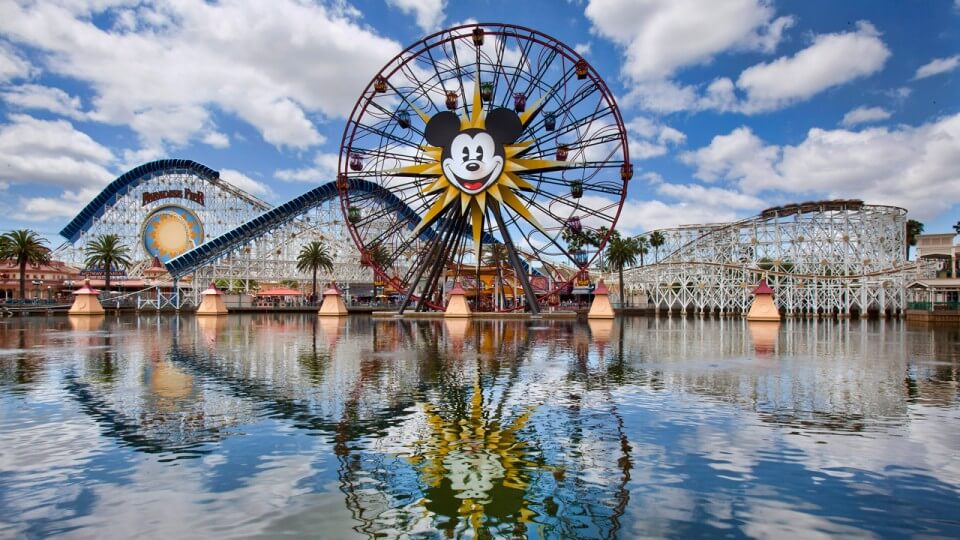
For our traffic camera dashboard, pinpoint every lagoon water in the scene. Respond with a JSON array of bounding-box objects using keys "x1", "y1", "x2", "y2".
[{"x1": 0, "y1": 314, "x2": 957, "y2": 539}]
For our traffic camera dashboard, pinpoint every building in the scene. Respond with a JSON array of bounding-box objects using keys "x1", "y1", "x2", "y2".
[
  {"x1": 916, "y1": 233, "x2": 959, "y2": 278},
  {"x1": 0, "y1": 259, "x2": 81, "y2": 301}
]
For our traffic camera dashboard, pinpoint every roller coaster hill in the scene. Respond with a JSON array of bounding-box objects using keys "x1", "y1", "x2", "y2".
[{"x1": 618, "y1": 199, "x2": 938, "y2": 318}]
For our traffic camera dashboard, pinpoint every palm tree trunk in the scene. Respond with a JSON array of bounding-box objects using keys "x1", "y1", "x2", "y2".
[
  {"x1": 18, "y1": 259, "x2": 26, "y2": 302},
  {"x1": 312, "y1": 267, "x2": 318, "y2": 304},
  {"x1": 619, "y1": 266, "x2": 624, "y2": 307},
  {"x1": 104, "y1": 255, "x2": 111, "y2": 294}
]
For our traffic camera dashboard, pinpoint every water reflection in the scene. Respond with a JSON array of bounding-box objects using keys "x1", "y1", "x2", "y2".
[{"x1": 0, "y1": 315, "x2": 957, "y2": 538}]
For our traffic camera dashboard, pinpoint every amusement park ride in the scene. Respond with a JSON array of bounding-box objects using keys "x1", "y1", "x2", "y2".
[
  {"x1": 335, "y1": 22, "x2": 630, "y2": 314},
  {"x1": 54, "y1": 23, "x2": 934, "y2": 316}
]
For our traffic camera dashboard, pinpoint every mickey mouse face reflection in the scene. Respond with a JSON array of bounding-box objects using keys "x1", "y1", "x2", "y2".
[{"x1": 424, "y1": 108, "x2": 523, "y2": 196}]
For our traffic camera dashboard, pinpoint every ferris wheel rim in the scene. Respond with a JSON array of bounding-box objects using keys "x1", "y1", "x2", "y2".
[{"x1": 336, "y1": 22, "x2": 631, "y2": 310}]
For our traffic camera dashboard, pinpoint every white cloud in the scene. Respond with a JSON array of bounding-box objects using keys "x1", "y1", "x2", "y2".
[
  {"x1": 2, "y1": 84, "x2": 86, "y2": 119},
  {"x1": 0, "y1": 0, "x2": 402, "y2": 149},
  {"x1": 840, "y1": 106, "x2": 891, "y2": 127},
  {"x1": 574, "y1": 42, "x2": 591, "y2": 56},
  {"x1": 625, "y1": 116, "x2": 686, "y2": 160},
  {"x1": 680, "y1": 126, "x2": 778, "y2": 184},
  {"x1": 680, "y1": 113, "x2": 960, "y2": 220},
  {"x1": 385, "y1": 0, "x2": 446, "y2": 32},
  {"x1": 275, "y1": 152, "x2": 339, "y2": 183},
  {"x1": 656, "y1": 182, "x2": 764, "y2": 210},
  {"x1": 614, "y1": 197, "x2": 744, "y2": 233},
  {"x1": 615, "y1": 19, "x2": 890, "y2": 115},
  {"x1": 585, "y1": 0, "x2": 793, "y2": 82},
  {"x1": 0, "y1": 40, "x2": 34, "y2": 82},
  {"x1": 736, "y1": 21, "x2": 890, "y2": 113},
  {"x1": 219, "y1": 168, "x2": 272, "y2": 198},
  {"x1": 621, "y1": 79, "x2": 698, "y2": 113},
  {"x1": 913, "y1": 54, "x2": 960, "y2": 80},
  {"x1": 0, "y1": 114, "x2": 114, "y2": 190},
  {"x1": 201, "y1": 131, "x2": 230, "y2": 149},
  {"x1": 13, "y1": 188, "x2": 100, "y2": 222}
]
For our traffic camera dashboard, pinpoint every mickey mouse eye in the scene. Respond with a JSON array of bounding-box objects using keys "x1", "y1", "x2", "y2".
[
  {"x1": 476, "y1": 145, "x2": 484, "y2": 161},
  {"x1": 462, "y1": 147, "x2": 470, "y2": 162}
]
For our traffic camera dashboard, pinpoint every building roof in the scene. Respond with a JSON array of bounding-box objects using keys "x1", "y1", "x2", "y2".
[
  {"x1": 907, "y1": 279, "x2": 960, "y2": 289},
  {"x1": 753, "y1": 280, "x2": 774, "y2": 295}
]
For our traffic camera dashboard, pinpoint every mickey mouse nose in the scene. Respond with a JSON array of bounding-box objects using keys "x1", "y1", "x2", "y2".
[{"x1": 466, "y1": 163, "x2": 480, "y2": 172}]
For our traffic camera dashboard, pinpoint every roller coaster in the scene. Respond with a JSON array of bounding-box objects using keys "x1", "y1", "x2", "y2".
[{"x1": 618, "y1": 200, "x2": 937, "y2": 316}]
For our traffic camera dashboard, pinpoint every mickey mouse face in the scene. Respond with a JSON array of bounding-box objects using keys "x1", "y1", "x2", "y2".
[
  {"x1": 442, "y1": 130, "x2": 502, "y2": 194},
  {"x1": 425, "y1": 108, "x2": 523, "y2": 196}
]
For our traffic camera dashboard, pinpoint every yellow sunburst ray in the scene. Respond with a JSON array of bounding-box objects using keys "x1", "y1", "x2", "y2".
[
  {"x1": 486, "y1": 184, "x2": 504, "y2": 203},
  {"x1": 500, "y1": 189, "x2": 544, "y2": 232},
  {"x1": 504, "y1": 141, "x2": 533, "y2": 158},
  {"x1": 471, "y1": 203, "x2": 484, "y2": 259},
  {"x1": 408, "y1": 101, "x2": 432, "y2": 124},
  {"x1": 503, "y1": 172, "x2": 534, "y2": 190},
  {"x1": 412, "y1": 196, "x2": 452, "y2": 235},
  {"x1": 422, "y1": 175, "x2": 450, "y2": 194},
  {"x1": 470, "y1": 67, "x2": 485, "y2": 129},
  {"x1": 518, "y1": 95, "x2": 545, "y2": 126}
]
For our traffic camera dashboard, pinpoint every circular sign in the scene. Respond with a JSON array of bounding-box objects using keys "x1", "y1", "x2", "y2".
[{"x1": 142, "y1": 205, "x2": 204, "y2": 262}]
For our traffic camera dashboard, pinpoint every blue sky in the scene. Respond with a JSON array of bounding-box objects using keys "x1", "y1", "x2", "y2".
[{"x1": 0, "y1": 0, "x2": 958, "y2": 244}]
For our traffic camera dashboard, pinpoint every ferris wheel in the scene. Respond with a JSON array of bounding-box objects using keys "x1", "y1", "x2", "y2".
[{"x1": 337, "y1": 23, "x2": 630, "y2": 312}]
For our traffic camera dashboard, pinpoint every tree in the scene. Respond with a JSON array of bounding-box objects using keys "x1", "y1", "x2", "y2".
[
  {"x1": 635, "y1": 235, "x2": 650, "y2": 266},
  {"x1": 83, "y1": 234, "x2": 132, "y2": 294},
  {"x1": 906, "y1": 219, "x2": 924, "y2": 259},
  {"x1": 0, "y1": 230, "x2": 51, "y2": 302},
  {"x1": 649, "y1": 231, "x2": 665, "y2": 263},
  {"x1": 605, "y1": 232, "x2": 640, "y2": 306},
  {"x1": 483, "y1": 243, "x2": 512, "y2": 310},
  {"x1": 953, "y1": 221, "x2": 960, "y2": 236},
  {"x1": 296, "y1": 240, "x2": 334, "y2": 301}
]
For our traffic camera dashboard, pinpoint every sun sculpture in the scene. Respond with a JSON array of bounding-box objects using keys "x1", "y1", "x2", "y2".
[
  {"x1": 339, "y1": 23, "x2": 630, "y2": 313},
  {"x1": 398, "y1": 76, "x2": 566, "y2": 256},
  {"x1": 142, "y1": 206, "x2": 204, "y2": 263}
]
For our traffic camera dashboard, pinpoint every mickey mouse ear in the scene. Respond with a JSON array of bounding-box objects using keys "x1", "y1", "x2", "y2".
[
  {"x1": 485, "y1": 108, "x2": 523, "y2": 144},
  {"x1": 424, "y1": 111, "x2": 461, "y2": 147}
]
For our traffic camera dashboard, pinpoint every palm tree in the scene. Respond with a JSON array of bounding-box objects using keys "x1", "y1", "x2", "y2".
[
  {"x1": 296, "y1": 240, "x2": 334, "y2": 302},
  {"x1": 0, "y1": 230, "x2": 51, "y2": 302},
  {"x1": 605, "y1": 232, "x2": 640, "y2": 306},
  {"x1": 636, "y1": 235, "x2": 650, "y2": 266},
  {"x1": 906, "y1": 219, "x2": 924, "y2": 260},
  {"x1": 649, "y1": 231, "x2": 665, "y2": 263},
  {"x1": 83, "y1": 234, "x2": 132, "y2": 294},
  {"x1": 953, "y1": 221, "x2": 960, "y2": 236}
]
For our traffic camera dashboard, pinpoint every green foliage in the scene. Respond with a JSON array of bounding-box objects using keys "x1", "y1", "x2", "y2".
[
  {"x1": 280, "y1": 278, "x2": 301, "y2": 289},
  {"x1": 649, "y1": 230, "x2": 665, "y2": 262},
  {"x1": 0, "y1": 230, "x2": 51, "y2": 301},
  {"x1": 296, "y1": 240, "x2": 334, "y2": 297},
  {"x1": 906, "y1": 219, "x2": 924, "y2": 259},
  {"x1": 83, "y1": 234, "x2": 132, "y2": 293}
]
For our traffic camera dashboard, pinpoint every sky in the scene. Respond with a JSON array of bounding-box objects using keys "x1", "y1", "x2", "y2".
[{"x1": 0, "y1": 0, "x2": 958, "y2": 245}]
